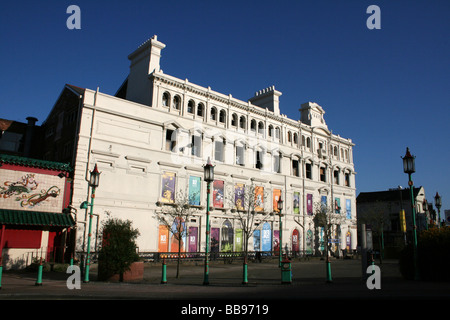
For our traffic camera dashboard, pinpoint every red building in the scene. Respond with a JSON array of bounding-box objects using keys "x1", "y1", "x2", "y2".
[{"x1": 0, "y1": 154, "x2": 75, "y2": 269}]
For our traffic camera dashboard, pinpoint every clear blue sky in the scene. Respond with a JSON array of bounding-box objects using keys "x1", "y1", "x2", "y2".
[{"x1": 1, "y1": 1, "x2": 449, "y2": 214}]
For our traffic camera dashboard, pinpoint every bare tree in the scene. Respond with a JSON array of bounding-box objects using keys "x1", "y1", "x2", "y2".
[
  {"x1": 155, "y1": 191, "x2": 201, "y2": 278},
  {"x1": 227, "y1": 182, "x2": 272, "y2": 284},
  {"x1": 312, "y1": 200, "x2": 346, "y2": 282}
]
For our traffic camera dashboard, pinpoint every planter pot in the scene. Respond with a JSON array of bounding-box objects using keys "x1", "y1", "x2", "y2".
[{"x1": 98, "y1": 261, "x2": 144, "y2": 282}]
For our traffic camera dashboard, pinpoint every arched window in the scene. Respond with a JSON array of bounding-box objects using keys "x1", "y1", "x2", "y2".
[
  {"x1": 173, "y1": 95, "x2": 181, "y2": 110},
  {"x1": 287, "y1": 131, "x2": 292, "y2": 143},
  {"x1": 250, "y1": 119, "x2": 256, "y2": 132},
  {"x1": 231, "y1": 113, "x2": 238, "y2": 127},
  {"x1": 275, "y1": 127, "x2": 280, "y2": 139},
  {"x1": 294, "y1": 133, "x2": 298, "y2": 145},
  {"x1": 210, "y1": 107, "x2": 217, "y2": 121},
  {"x1": 219, "y1": 110, "x2": 226, "y2": 123},
  {"x1": 268, "y1": 125, "x2": 274, "y2": 137},
  {"x1": 258, "y1": 122, "x2": 264, "y2": 135},
  {"x1": 187, "y1": 100, "x2": 195, "y2": 113},
  {"x1": 306, "y1": 137, "x2": 311, "y2": 149},
  {"x1": 197, "y1": 103, "x2": 204, "y2": 117},
  {"x1": 162, "y1": 92, "x2": 170, "y2": 107},
  {"x1": 239, "y1": 116, "x2": 246, "y2": 129}
]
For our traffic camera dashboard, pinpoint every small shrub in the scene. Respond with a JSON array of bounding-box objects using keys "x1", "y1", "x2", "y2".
[
  {"x1": 399, "y1": 227, "x2": 450, "y2": 281},
  {"x1": 98, "y1": 217, "x2": 140, "y2": 281}
]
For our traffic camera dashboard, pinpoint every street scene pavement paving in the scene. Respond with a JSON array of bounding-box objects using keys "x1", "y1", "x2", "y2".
[{"x1": 1, "y1": 258, "x2": 449, "y2": 317}]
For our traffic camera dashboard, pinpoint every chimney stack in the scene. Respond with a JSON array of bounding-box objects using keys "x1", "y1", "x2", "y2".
[
  {"x1": 248, "y1": 86, "x2": 282, "y2": 115},
  {"x1": 126, "y1": 35, "x2": 166, "y2": 106}
]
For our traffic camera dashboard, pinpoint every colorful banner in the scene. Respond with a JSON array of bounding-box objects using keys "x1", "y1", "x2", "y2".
[
  {"x1": 346, "y1": 231, "x2": 352, "y2": 251},
  {"x1": 321, "y1": 195, "x2": 327, "y2": 208},
  {"x1": 273, "y1": 230, "x2": 280, "y2": 254},
  {"x1": 234, "y1": 183, "x2": 245, "y2": 210},
  {"x1": 346, "y1": 199, "x2": 352, "y2": 219},
  {"x1": 255, "y1": 186, "x2": 264, "y2": 212},
  {"x1": 335, "y1": 197, "x2": 341, "y2": 214},
  {"x1": 161, "y1": 171, "x2": 176, "y2": 203},
  {"x1": 293, "y1": 192, "x2": 300, "y2": 214},
  {"x1": 170, "y1": 217, "x2": 186, "y2": 252},
  {"x1": 158, "y1": 225, "x2": 169, "y2": 252},
  {"x1": 188, "y1": 176, "x2": 201, "y2": 205},
  {"x1": 188, "y1": 226, "x2": 198, "y2": 252},
  {"x1": 307, "y1": 193, "x2": 313, "y2": 215},
  {"x1": 292, "y1": 229, "x2": 300, "y2": 252},
  {"x1": 273, "y1": 189, "x2": 281, "y2": 212},
  {"x1": 253, "y1": 229, "x2": 261, "y2": 251},
  {"x1": 213, "y1": 180, "x2": 224, "y2": 208},
  {"x1": 211, "y1": 228, "x2": 220, "y2": 252},
  {"x1": 306, "y1": 230, "x2": 313, "y2": 254},
  {"x1": 221, "y1": 220, "x2": 233, "y2": 252},
  {"x1": 0, "y1": 169, "x2": 65, "y2": 212},
  {"x1": 261, "y1": 222, "x2": 271, "y2": 251},
  {"x1": 235, "y1": 229, "x2": 243, "y2": 252}
]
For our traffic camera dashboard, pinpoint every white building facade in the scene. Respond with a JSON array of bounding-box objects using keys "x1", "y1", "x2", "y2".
[{"x1": 67, "y1": 36, "x2": 357, "y2": 256}]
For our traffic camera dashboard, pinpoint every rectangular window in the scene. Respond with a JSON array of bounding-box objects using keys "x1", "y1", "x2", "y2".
[
  {"x1": 256, "y1": 151, "x2": 263, "y2": 170},
  {"x1": 334, "y1": 170, "x2": 339, "y2": 185},
  {"x1": 292, "y1": 159, "x2": 299, "y2": 177},
  {"x1": 306, "y1": 163, "x2": 312, "y2": 179},
  {"x1": 320, "y1": 167, "x2": 326, "y2": 182},
  {"x1": 345, "y1": 173, "x2": 350, "y2": 187},
  {"x1": 273, "y1": 154, "x2": 280, "y2": 173},
  {"x1": 191, "y1": 135, "x2": 201, "y2": 157},
  {"x1": 215, "y1": 140, "x2": 224, "y2": 162},
  {"x1": 165, "y1": 129, "x2": 176, "y2": 152},
  {"x1": 236, "y1": 146, "x2": 244, "y2": 166}
]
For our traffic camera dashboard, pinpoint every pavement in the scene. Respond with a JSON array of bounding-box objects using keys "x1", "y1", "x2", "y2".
[{"x1": 0, "y1": 258, "x2": 449, "y2": 316}]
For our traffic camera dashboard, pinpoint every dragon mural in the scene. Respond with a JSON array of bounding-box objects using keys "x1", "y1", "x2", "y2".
[{"x1": 0, "y1": 173, "x2": 61, "y2": 208}]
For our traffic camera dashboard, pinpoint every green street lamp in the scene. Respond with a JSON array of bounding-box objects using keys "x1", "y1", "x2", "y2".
[
  {"x1": 402, "y1": 147, "x2": 419, "y2": 280},
  {"x1": 80, "y1": 164, "x2": 101, "y2": 283},
  {"x1": 277, "y1": 198, "x2": 283, "y2": 268},
  {"x1": 203, "y1": 157, "x2": 214, "y2": 285},
  {"x1": 434, "y1": 192, "x2": 442, "y2": 229}
]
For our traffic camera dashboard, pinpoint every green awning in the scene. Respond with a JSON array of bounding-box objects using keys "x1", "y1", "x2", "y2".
[
  {"x1": 0, "y1": 154, "x2": 73, "y2": 172},
  {"x1": 0, "y1": 209, "x2": 75, "y2": 228}
]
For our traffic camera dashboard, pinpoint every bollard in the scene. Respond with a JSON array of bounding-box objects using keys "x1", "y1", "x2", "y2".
[
  {"x1": 35, "y1": 258, "x2": 43, "y2": 286},
  {"x1": 161, "y1": 258, "x2": 167, "y2": 284},
  {"x1": 242, "y1": 260, "x2": 248, "y2": 285}
]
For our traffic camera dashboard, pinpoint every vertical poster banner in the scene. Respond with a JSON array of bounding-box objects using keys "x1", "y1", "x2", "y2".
[
  {"x1": 335, "y1": 198, "x2": 341, "y2": 214},
  {"x1": 235, "y1": 229, "x2": 243, "y2": 252},
  {"x1": 234, "y1": 183, "x2": 245, "y2": 210},
  {"x1": 321, "y1": 195, "x2": 327, "y2": 209},
  {"x1": 213, "y1": 180, "x2": 224, "y2": 208},
  {"x1": 158, "y1": 225, "x2": 169, "y2": 252},
  {"x1": 306, "y1": 230, "x2": 313, "y2": 254},
  {"x1": 307, "y1": 193, "x2": 313, "y2": 215},
  {"x1": 293, "y1": 191, "x2": 300, "y2": 214},
  {"x1": 292, "y1": 229, "x2": 299, "y2": 253},
  {"x1": 161, "y1": 171, "x2": 176, "y2": 203},
  {"x1": 346, "y1": 231, "x2": 352, "y2": 251},
  {"x1": 188, "y1": 226, "x2": 198, "y2": 252},
  {"x1": 211, "y1": 228, "x2": 220, "y2": 253},
  {"x1": 221, "y1": 220, "x2": 233, "y2": 252},
  {"x1": 273, "y1": 230, "x2": 280, "y2": 255},
  {"x1": 189, "y1": 176, "x2": 201, "y2": 206},
  {"x1": 346, "y1": 199, "x2": 352, "y2": 219},
  {"x1": 170, "y1": 217, "x2": 186, "y2": 253},
  {"x1": 261, "y1": 222, "x2": 271, "y2": 252},
  {"x1": 253, "y1": 229, "x2": 261, "y2": 251},
  {"x1": 273, "y1": 189, "x2": 281, "y2": 212},
  {"x1": 255, "y1": 186, "x2": 264, "y2": 212}
]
